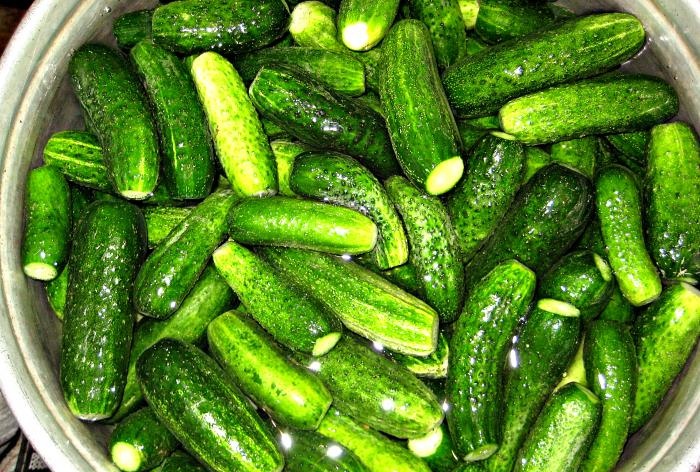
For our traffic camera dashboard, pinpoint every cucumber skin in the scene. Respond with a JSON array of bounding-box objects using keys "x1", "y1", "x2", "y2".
[
  {"x1": 376, "y1": 263, "x2": 421, "y2": 295},
  {"x1": 550, "y1": 136, "x2": 598, "y2": 180},
  {"x1": 109, "y1": 408, "x2": 178, "y2": 471},
  {"x1": 522, "y1": 146, "x2": 552, "y2": 183},
  {"x1": 447, "y1": 260, "x2": 536, "y2": 460},
  {"x1": 61, "y1": 201, "x2": 146, "y2": 420},
  {"x1": 280, "y1": 428, "x2": 370, "y2": 472},
  {"x1": 42, "y1": 130, "x2": 110, "y2": 191},
  {"x1": 69, "y1": 44, "x2": 160, "y2": 198},
  {"x1": 271, "y1": 140, "x2": 311, "y2": 197},
  {"x1": 289, "y1": 1, "x2": 345, "y2": 53},
  {"x1": 475, "y1": 0, "x2": 555, "y2": 44},
  {"x1": 645, "y1": 122, "x2": 700, "y2": 281},
  {"x1": 607, "y1": 130, "x2": 649, "y2": 164},
  {"x1": 113, "y1": 10, "x2": 153, "y2": 49},
  {"x1": 408, "y1": 0, "x2": 468, "y2": 69},
  {"x1": 143, "y1": 206, "x2": 192, "y2": 249},
  {"x1": 411, "y1": 422, "x2": 459, "y2": 472},
  {"x1": 385, "y1": 176, "x2": 464, "y2": 323},
  {"x1": 338, "y1": 0, "x2": 400, "y2": 51},
  {"x1": 598, "y1": 284, "x2": 635, "y2": 324},
  {"x1": 159, "y1": 452, "x2": 207, "y2": 472},
  {"x1": 443, "y1": 13, "x2": 645, "y2": 117},
  {"x1": 46, "y1": 265, "x2": 68, "y2": 320},
  {"x1": 391, "y1": 331, "x2": 450, "y2": 379},
  {"x1": 499, "y1": 74, "x2": 679, "y2": 145},
  {"x1": 136, "y1": 339, "x2": 283, "y2": 472}
]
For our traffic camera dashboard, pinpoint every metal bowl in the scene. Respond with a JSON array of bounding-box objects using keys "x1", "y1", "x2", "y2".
[{"x1": 0, "y1": 1, "x2": 698, "y2": 470}]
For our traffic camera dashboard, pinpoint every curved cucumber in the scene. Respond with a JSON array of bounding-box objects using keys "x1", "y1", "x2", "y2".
[
  {"x1": 338, "y1": 0, "x2": 400, "y2": 51},
  {"x1": 109, "y1": 408, "x2": 178, "y2": 472},
  {"x1": 278, "y1": 428, "x2": 370, "y2": 472},
  {"x1": 408, "y1": 0, "x2": 467, "y2": 69},
  {"x1": 42, "y1": 131, "x2": 110, "y2": 191},
  {"x1": 113, "y1": 10, "x2": 153, "y2": 49}
]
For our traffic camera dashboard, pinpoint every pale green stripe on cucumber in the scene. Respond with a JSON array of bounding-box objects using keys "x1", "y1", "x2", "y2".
[
  {"x1": 338, "y1": 0, "x2": 400, "y2": 51},
  {"x1": 42, "y1": 130, "x2": 110, "y2": 191}
]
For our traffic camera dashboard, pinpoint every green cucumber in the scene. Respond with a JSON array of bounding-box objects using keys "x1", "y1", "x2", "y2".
[
  {"x1": 110, "y1": 408, "x2": 178, "y2": 472},
  {"x1": 372, "y1": 262, "x2": 421, "y2": 296},
  {"x1": 391, "y1": 331, "x2": 449, "y2": 379},
  {"x1": 550, "y1": 137, "x2": 599, "y2": 180},
  {"x1": 379, "y1": 20, "x2": 463, "y2": 195},
  {"x1": 475, "y1": 0, "x2": 555, "y2": 44},
  {"x1": 261, "y1": 117, "x2": 290, "y2": 140},
  {"x1": 158, "y1": 452, "x2": 207, "y2": 472},
  {"x1": 213, "y1": 241, "x2": 342, "y2": 355},
  {"x1": 61, "y1": 201, "x2": 146, "y2": 420},
  {"x1": 407, "y1": 423, "x2": 458, "y2": 472},
  {"x1": 645, "y1": 122, "x2": 700, "y2": 282},
  {"x1": 499, "y1": 74, "x2": 679, "y2": 145},
  {"x1": 447, "y1": 260, "x2": 536, "y2": 461},
  {"x1": 290, "y1": 151, "x2": 408, "y2": 269},
  {"x1": 596, "y1": 165, "x2": 662, "y2": 306},
  {"x1": 191, "y1": 52, "x2": 278, "y2": 197},
  {"x1": 113, "y1": 10, "x2": 152, "y2": 49},
  {"x1": 458, "y1": 0, "x2": 479, "y2": 29},
  {"x1": 580, "y1": 320, "x2": 636, "y2": 472},
  {"x1": 270, "y1": 140, "x2": 311, "y2": 196},
  {"x1": 442, "y1": 13, "x2": 646, "y2": 117},
  {"x1": 46, "y1": 265, "x2": 68, "y2": 320},
  {"x1": 151, "y1": 0, "x2": 289, "y2": 55},
  {"x1": 606, "y1": 130, "x2": 650, "y2": 165},
  {"x1": 446, "y1": 134, "x2": 525, "y2": 261},
  {"x1": 522, "y1": 146, "x2": 551, "y2": 183},
  {"x1": 69, "y1": 44, "x2": 160, "y2": 199},
  {"x1": 289, "y1": 1, "x2": 346, "y2": 52},
  {"x1": 408, "y1": 0, "x2": 468, "y2": 69},
  {"x1": 338, "y1": 0, "x2": 400, "y2": 51},
  {"x1": 598, "y1": 284, "x2": 635, "y2": 324},
  {"x1": 134, "y1": 190, "x2": 236, "y2": 319},
  {"x1": 631, "y1": 282, "x2": 700, "y2": 431},
  {"x1": 356, "y1": 48, "x2": 383, "y2": 91},
  {"x1": 260, "y1": 247, "x2": 439, "y2": 356},
  {"x1": 42, "y1": 130, "x2": 110, "y2": 191},
  {"x1": 385, "y1": 176, "x2": 465, "y2": 323},
  {"x1": 457, "y1": 122, "x2": 488, "y2": 153},
  {"x1": 278, "y1": 429, "x2": 370, "y2": 472},
  {"x1": 136, "y1": 339, "x2": 283, "y2": 472},
  {"x1": 143, "y1": 206, "x2": 192, "y2": 249}
]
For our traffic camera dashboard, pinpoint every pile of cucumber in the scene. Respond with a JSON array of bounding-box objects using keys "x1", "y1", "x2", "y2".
[{"x1": 20, "y1": 0, "x2": 700, "y2": 471}]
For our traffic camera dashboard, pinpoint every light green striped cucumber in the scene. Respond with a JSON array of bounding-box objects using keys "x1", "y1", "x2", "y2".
[
  {"x1": 338, "y1": 0, "x2": 401, "y2": 51},
  {"x1": 270, "y1": 140, "x2": 311, "y2": 196},
  {"x1": 42, "y1": 130, "x2": 110, "y2": 191}
]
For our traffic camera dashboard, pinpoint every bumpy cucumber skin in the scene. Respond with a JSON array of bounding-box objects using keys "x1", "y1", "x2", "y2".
[
  {"x1": 280, "y1": 428, "x2": 370, "y2": 472},
  {"x1": 408, "y1": 0, "x2": 467, "y2": 69},
  {"x1": 143, "y1": 206, "x2": 192, "y2": 249},
  {"x1": 109, "y1": 408, "x2": 178, "y2": 471},
  {"x1": 457, "y1": 122, "x2": 488, "y2": 153},
  {"x1": 499, "y1": 74, "x2": 679, "y2": 145},
  {"x1": 598, "y1": 284, "x2": 635, "y2": 324},
  {"x1": 137, "y1": 339, "x2": 283, "y2": 472},
  {"x1": 289, "y1": 1, "x2": 345, "y2": 52},
  {"x1": 550, "y1": 136, "x2": 598, "y2": 180},
  {"x1": 42, "y1": 130, "x2": 110, "y2": 191},
  {"x1": 391, "y1": 330, "x2": 450, "y2": 379},
  {"x1": 159, "y1": 452, "x2": 207, "y2": 472},
  {"x1": 446, "y1": 134, "x2": 525, "y2": 262},
  {"x1": 270, "y1": 140, "x2": 311, "y2": 197},
  {"x1": 607, "y1": 130, "x2": 649, "y2": 165},
  {"x1": 645, "y1": 122, "x2": 700, "y2": 281},
  {"x1": 581, "y1": 320, "x2": 636, "y2": 472},
  {"x1": 443, "y1": 13, "x2": 645, "y2": 117},
  {"x1": 69, "y1": 44, "x2": 160, "y2": 199},
  {"x1": 338, "y1": 0, "x2": 400, "y2": 51},
  {"x1": 632, "y1": 283, "x2": 700, "y2": 431},
  {"x1": 475, "y1": 0, "x2": 555, "y2": 44},
  {"x1": 385, "y1": 176, "x2": 464, "y2": 323},
  {"x1": 447, "y1": 260, "x2": 536, "y2": 460},
  {"x1": 61, "y1": 201, "x2": 146, "y2": 420},
  {"x1": 376, "y1": 262, "x2": 421, "y2": 295},
  {"x1": 596, "y1": 165, "x2": 662, "y2": 307},
  {"x1": 113, "y1": 9, "x2": 153, "y2": 49}
]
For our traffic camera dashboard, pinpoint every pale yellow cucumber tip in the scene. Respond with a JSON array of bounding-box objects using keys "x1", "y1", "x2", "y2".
[
  {"x1": 312, "y1": 332, "x2": 342, "y2": 356},
  {"x1": 463, "y1": 444, "x2": 498, "y2": 462},
  {"x1": 593, "y1": 253, "x2": 613, "y2": 282},
  {"x1": 408, "y1": 426, "x2": 443, "y2": 457},
  {"x1": 537, "y1": 298, "x2": 581, "y2": 318},
  {"x1": 23, "y1": 262, "x2": 57, "y2": 281},
  {"x1": 341, "y1": 22, "x2": 371, "y2": 51},
  {"x1": 490, "y1": 130, "x2": 517, "y2": 141},
  {"x1": 111, "y1": 442, "x2": 143, "y2": 472},
  {"x1": 425, "y1": 156, "x2": 464, "y2": 196},
  {"x1": 120, "y1": 190, "x2": 151, "y2": 200}
]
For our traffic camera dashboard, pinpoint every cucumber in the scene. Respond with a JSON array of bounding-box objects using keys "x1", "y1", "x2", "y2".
[
  {"x1": 596, "y1": 165, "x2": 662, "y2": 306},
  {"x1": 151, "y1": 0, "x2": 289, "y2": 55},
  {"x1": 46, "y1": 265, "x2": 68, "y2": 320},
  {"x1": 134, "y1": 190, "x2": 236, "y2": 319},
  {"x1": 379, "y1": 20, "x2": 463, "y2": 195},
  {"x1": 213, "y1": 241, "x2": 342, "y2": 355},
  {"x1": 289, "y1": 1, "x2": 346, "y2": 52},
  {"x1": 249, "y1": 66, "x2": 400, "y2": 178},
  {"x1": 458, "y1": 0, "x2": 479, "y2": 29},
  {"x1": 260, "y1": 247, "x2": 439, "y2": 356},
  {"x1": 407, "y1": 423, "x2": 458, "y2": 472},
  {"x1": 130, "y1": 40, "x2": 215, "y2": 200},
  {"x1": 522, "y1": 146, "x2": 551, "y2": 183},
  {"x1": 645, "y1": 122, "x2": 700, "y2": 282},
  {"x1": 442, "y1": 13, "x2": 646, "y2": 117},
  {"x1": 385, "y1": 176, "x2": 465, "y2": 323},
  {"x1": 278, "y1": 429, "x2": 370, "y2": 472},
  {"x1": 69, "y1": 44, "x2": 160, "y2": 199},
  {"x1": 475, "y1": 0, "x2": 555, "y2": 44},
  {"x1": 261, "y1": 117, "x2": 291, "y2": 140},
  {"x1": 550, "y1": 136, "x2": 598, "y2": 180},
  {"x1": 158, "y1": 452, "x2": 207, "y2": 472},
  {"x1": 447, "y1": 260, "x2": 536, "y2": 461},
  {"x1": 631, "y1": 282, "x2": 700, "y2": 431},
  {"x1": 22, "y1": 166, "x2": 71, "y2": 281},
  {"x1": 446, "y1": 134, "x2": 525, "y2": 261},
  {"x1": 372, "y1": 262, "x2": 421, "y2": 296},
  {"x1": 408, "y1": 0, "x2": 468, "y2": 69},
  {"x1": 42, "y1": 130, "x2": 110, "y2": 191},
  {"x1": 514, "y1": 383, "x2": 601, "y2": 472},
  {"x1": 191, "y1": 52, "x2": 278, "y2": 197},
  {"x1": 464, "y1": 164, "x2": 593, "y2": 289},
  {"x1": 113, "y1": 10, "x2": 152, "y2": 49},
  {"x1": 270, "y1": 140, "x2": 311, "y2": 196},
  {"x1": 457, "y1": 122, "x2": 488, "y2": 153},
  {"x1": 227, "y1": 196, "x2": 378, "y2": 255},
  {"x1": 338, "y1": 0, "x2": 400, "y2": 51},
  {"x1": 290, "y1": 151, "x2": 408, "y2": 269},
  {"x1": 464, "y1": 34, "x2": 489, "y2": 55},
  {"x1": 390, "y1": 331, "x2": 449, "y2": 379},
  {"x1": 598, "y1": 284, "x2": 635, "y2": 324},
  {"x1": 576, "y1": 214, "x2": 607, "y2": 257},
  {"x1": 580, "y1": 320, "x2": 636, "y2": 472},
  {"x1": 61, "y1": 201, "x2": 146, "y2": 420},
  {"x1": 136, "y1": 339, "x2": 283, "y2": 472},
  {"x1": 499, "y1": 74, "x2": 680, "y2": 145},
  {"x1": 356, "y1": 48, "x2": 383, "y2": 92},
  {"x1": 143, "y1": 206, "x2": 192, "y2": 249},
  {"x1": 606, "y1": 130, "x2": 650, "y2": 165},
  {"x1": 109, "y1": 408, "x2": 178, "y2": 472}
]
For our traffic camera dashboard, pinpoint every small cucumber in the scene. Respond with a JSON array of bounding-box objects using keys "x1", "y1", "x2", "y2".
[
  {"x1": 113, "y1": 10, "x2": 152, "y2": 49},
  {"x1": 598, "y1": 284, "x2": 635, "y2": 324},
  {"x1": 407, "y1": 423, "x2": 459, "y2": 472},
  {"x1": 143, "y1": 206, "x2": 192, "y2": 249},
  {"x1": 338, "y1": 0, "x2": 400, "y2": 51},
  {"x1": 109, "y1": 408, "x2": 178, "y2": 472},
  {"x1": 289, "y1": 1, "x2": 346, "y2": 52},
  {"x1": 158, "y1": 452, "x2": 207, "y2": 472},
  {"x1": 277, "y1": 429, "x2": 370, "y2": 472},
  {"x1": 391, "y1": 331, "x2": 450, "y2": 379},
  {"x1": 550, "y1": 136, "x2": 599, "y2": 180},
  {"x1": 42, "y1": 130, "x2": 110, "y2": 191},
  {"x1": 475, "y1": 0, "x2": 555, "y2": 44},
  {"x1": 408, "y1": 0, "x2": 468, "y2": 69}
]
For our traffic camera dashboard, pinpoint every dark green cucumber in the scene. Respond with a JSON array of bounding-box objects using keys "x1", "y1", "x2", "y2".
[
  {"x1": 42, "y1": 130, "x2": 109, "y2": 191},
  {"x1": 598, "y1": 284, "x2": 635, "y2": 324},
  {"x1": 278, "y1": 429, "x2": 370, "y2": 472},
  {"x1": 408, "y1": 0, "x2": 467, "y2": 69},
  {"x1": 581, "y1": 320, "x2": 636, "y2": 472},
  {"x1": 260, "y1": 247, "x2": 439, "y2": 356},
  {"x1": 499, "y1": 74, "x2": 679, "y2": 145},
  {"x1": 288, "y1": 1, "x2": 346, "y2": 52},
  {"x1": 290, "y1": 152, "x2": 408, "y2": 269},
  {"x1": 631, "y1": 282, "x2": 700, "y2": 431},
  {"x1": 136, "y1": 339, "x2": 283, "y2": 472},
  {"x1": 152, "y1": 0, "x2": 289, "y2": 55},
  {"x1": 385, "y1": 176, "x2": 464, "y2": 323},
  {"x1": 484, "y1": 298, "x2": 581, "y2": 472},
  {"x1": 208, "y1": 310, "x2": 332, "y2": 429},
  {"x1": 576, "y1": 214, "x2": 607, "y2": 257},
  {"x1": 376, "y1": 262, "x2": 421, "y2": 295},
  {"x1": 158, "y1": 452, "x2": 207, "y2": 472},
  {"x1": 143, "y1": 206, "x2": 192, "y2": 249},
  {"x1": 538, "y1": 250, "x2": 614, "y2": 322},
  {"x1": 113, "y1": 10, "x2": 152, "y2": 49},
  {"x1": 447, "y1": 260, "x2": 536, "y2": 461},
  {"x1": 464, "y1": 164, "x2": 593, "y2": 289},
  {"x1": 391, "y1": 331, "x2": 449, "y2": 379},
  {"x1": 46, "y1": 265, "x2": 68, "y2": 320},
  {"x1": 550, "y1": 136, "x2": 599, "y2": 180},
  {"x1": 69, "y1": 44, "x2": 160, "y2": 199},
  {"x1": 446, "y1": 134, "x2": 525, "y2": 261},
  {"x1": 110, "y1": 408, "x2": 178, "y2": 472},
  {"x1": 443, "y1": 13, "x2": 645, "y2": 117},
  {"x1": 112, "y1": 265, "x2": 235, "y2": 422},
  {"x1": 457, "y1": 122, "x2": 489, "y2": 153},
  {"x1": 134, "y1": 190, "x2": 236, "y2": 319},
  {"x1": 645, "y1": 122, "x2": 700, "y2": 282},
  {"x1": 130, "y1": 40, "x2": 215, "y2": 200},
  {"x1": 475, "y1": 0, "x2": 554, "y2": 44},
  {"x1": 213, "y1": 241, "x2": 342, "y2": 355},
  {"x1": 227, "y1": 196, "x2": 378, "y2": 255},
  {"x1": 337, "y1": 0, "x2": 400, "y2": 51},
  {"x1": 596, "y1": 165, "x2": 662, "y2": 306},
  {"x1": 407, "y1": 423, "x2": 458, "y2": 472},
  {"x1": 249, "y1": 65, "x2": 400, "y2": 178},
  {"x1": 522, "y1": 146, "x2": 551, "y2": 183},
  {"x1": 61, "y1": 201, "x2": 146, "y2": 420},
  {"x1": 379, "y1": 20, "x2": 463, "y2": 195},
  {"x1": 514, "y1": 383, "x2": 601, "y2": 472},
  {"x1": 22, "y1": 166, "x2": 71, "y2": 281},
  {"x1": 607, "y1": 130, "x2": 650, "y2": 164},
  {"x1": 270, "y1": 140, "x2": 311, "y2": 197},
  {"x1": 191, "y1": 52, "x2": 278, "y2": 197}
]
